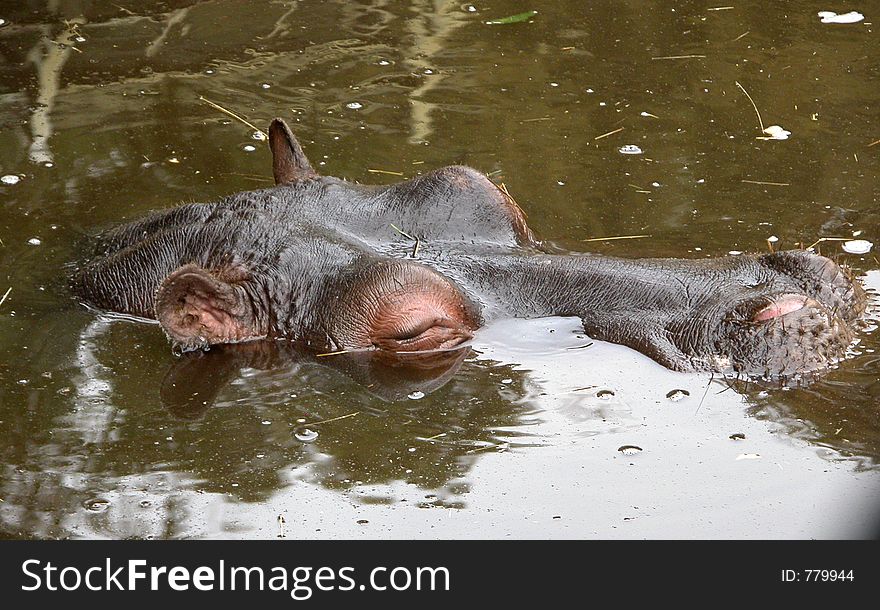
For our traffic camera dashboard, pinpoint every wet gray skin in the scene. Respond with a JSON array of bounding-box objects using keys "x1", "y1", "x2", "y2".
[
  {"x1": 1, "y1": 1, "x2": 880, "y2": 539},
  {"x1": 71, "y1": 118, "x2": 867, "y2": 379}
]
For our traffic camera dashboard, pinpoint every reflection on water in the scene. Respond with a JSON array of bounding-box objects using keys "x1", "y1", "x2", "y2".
[{"x1": 0, "y1": 0, "x2": 878, "y2": 538}]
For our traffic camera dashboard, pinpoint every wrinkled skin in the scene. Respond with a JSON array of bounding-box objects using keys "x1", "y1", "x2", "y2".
[{"x1": 71, "y1": 119, "x2": 867, "y2": 379}]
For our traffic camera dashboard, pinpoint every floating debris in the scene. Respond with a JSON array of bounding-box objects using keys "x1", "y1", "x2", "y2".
[
  {"x1": 345, "y1": 101, "x2": 364, "y2": 110},
  {"x1": 1, "y1": 174, "x2": 21, "y2": 185},
  {"x1": 408, "y1": 390, "x2": 425, "y2": 400},
  {"x1": 761, "y1": 125, "x2": 791, "y2": 140},
  {"x1": 618, "y1": 144, "x2": 643, "y2": 155},
  {"x1": 82, "y1": 497, "x2": 110, "y2": 512},
  {"x1": 666, "y1": 389, "x2": 690, "y2": 402},
  {"x1": 242, "y1": 145, "x2": 256, "y2": 152},
  {"x1": 485, "y1": 10, "x2": 537, "y2": 25},
  {"x1": 817, "y1": 11, "x2": 864, "y2": 24},
  {"x1": 27, "y1": 238, "x2": 41, "y2": 246},
  {"x1": 294, "y1": 427, "x2": 319, "y2": 443},
  {"x1": 618, "y1": 445, "x2": 643, "y2": 456},
  {"x1": 729, "y1": 433, "x2": 746, "y2": 440},
  {"x1": 843, "y1": 239, "x2": 873, "y2": 254},
  {"x1": 736, "y1": 453, "x2": 761, "y2": 460},
  {"x1": 251, "y1": 130, "x2": 267, "y2": 141},
  {"x1": 260, "y1": 82, "x2": 271, "y2": 89},
  {"x1": 597, "y1": 389, "x2": 615, "y2": 400}
]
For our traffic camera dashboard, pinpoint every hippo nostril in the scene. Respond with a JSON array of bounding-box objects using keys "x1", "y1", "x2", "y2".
[{"x1": 752, "y1": 294, "x2": 808, "y2": 322}]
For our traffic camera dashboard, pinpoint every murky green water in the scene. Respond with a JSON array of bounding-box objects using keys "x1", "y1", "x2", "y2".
[{"x1": 1, "y1": 1, "x2": 878, "y2": 539}]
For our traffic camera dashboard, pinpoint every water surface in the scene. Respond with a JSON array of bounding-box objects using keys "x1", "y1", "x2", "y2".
[{"x1": 1, "y1": 0, "x2": 878, "y2": 538}]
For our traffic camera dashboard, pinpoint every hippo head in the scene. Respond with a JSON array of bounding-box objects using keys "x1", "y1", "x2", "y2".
[{"x1": 71, "y1": 118, "x2": 868, "y2": 383}]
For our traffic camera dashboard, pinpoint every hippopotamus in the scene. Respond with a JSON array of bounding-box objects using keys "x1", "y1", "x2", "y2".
[{"x1": 71, "y1": 119, "x2": 867, "y2": 379}]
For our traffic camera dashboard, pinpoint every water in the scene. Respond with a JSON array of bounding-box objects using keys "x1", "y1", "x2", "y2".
[{"x1": 1, "y1": 0, "x2": 879, "y2": 539}]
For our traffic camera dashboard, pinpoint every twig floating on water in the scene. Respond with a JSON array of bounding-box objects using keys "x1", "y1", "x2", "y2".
[
  {"x1": 367, "y1": 168, "x2": 404, "y2": 176},
  {"x1": 651, "y1": 55, "x2": 706, "y2": 60},
  {"x1": 732, "y1": 31, "x2": 750, "y2": 41},
  {"x1": 734, "y1": 81, "x2": 765, "y2": 132},
  {"x1": 307, "y1": 412, "x2": 360, "y2": 426},
  {"x1": 582, "y1": 234, "x2": 651, "y2": 243},
  {"x1": 740, "y1": 179, "x2": 789, "y2": 186},
  {"x1": 198, "y1": 96, "x2": 267, "y2": 139},
  {"x1": 0, "y1": 287, "x2": 11, "y2": 309},
  {"x1": 593, "y1": 127, "x2": 625, "y2": 141},
  {"x1": 804, "y1": 237, "x2": 849, "y2": 251}
]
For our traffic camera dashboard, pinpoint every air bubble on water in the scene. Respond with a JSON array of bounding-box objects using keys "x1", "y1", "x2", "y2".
[
  {"x1": 423, "y1": 69, "x2": 434, "y2": 75},
  {"x1": 618, "y1": 445, "x2": 642, "y2": 456},
  {"x1": 346, "y1": 102, "x2": 363, "y2": 110},
  {"x1": 261, "y1": 83, "x2": 271, "y2": 89},
  {"x1": 501, "y1": 378, "x2": 513, "y2": 384},
  {"x1": 728, "y1": 250, "x2": 743, "y2": 256},
  {"x1": 817, "y1": 11, "x2": 864, "y2": 24},
  {"x1": 294, "y1": 427, "x2": 319, "y2": 443},
  {"x1": 243, "y1": 145, "x2": 256, "y2": 152},
  {"x1": 761, "y1": 125, "x2": 791, "y2": 140},
  {"x1": 1, "y1": 174, "x2": 21, "y2": 185},
  {"x1": 408, "y1": 391, "x2": 425, "y2": 400},
  {"x1": 596, "y1": 389, "x2": 615, "y2": 400},
  {"x1": 666, "y1": 389, "x2": 690, "y2": 402},
  {"x1": 463, "y1": 4, "x2": 477, "y2": 12},
  {"x1": 167, "y1": 157, "x2": 179, "y2": 163},
  {"x1": 843, "y1": 239, "x2": 872, "y2": 255},
  {"x1": 618, "y1": 144, "x2": 642, "y2": 155},
  {"x1": 205, "y1": 69, "x2": 214, "y2": 74},
  {"x1": 550, "y1": 82, "x2": 559, "y2": 87},
  {"x1": 378, "y1": 59, "x2": 392, "y2": 66},
  {"x1": 75, "y1": 36, "x2": 86, "y2": 42},
  {"x1": 252, "y1": 131, "x2": 267, "y2": 141},
  {"x1": 83, "y1": 498, "x2": 110, "y2": 512},
  {"x1": 586, "y1": 88, "x2": 594, "y2": 93}
]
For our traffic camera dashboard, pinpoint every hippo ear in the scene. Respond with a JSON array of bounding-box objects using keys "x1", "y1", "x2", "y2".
[
  {"x1": 269, "y1": 118, "x2": 318, "y2": 185},
  {"x1": 155, "y1": 264, "x2": 260, "y2": 351}
]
